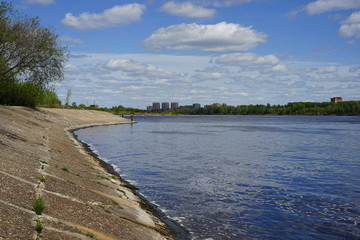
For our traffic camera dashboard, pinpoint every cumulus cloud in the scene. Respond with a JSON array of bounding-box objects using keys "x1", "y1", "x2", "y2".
[
  {"x1": 22, "y1": 0, "x2": 55, "y2": 5},
  {"x1": 316, "y1": 66, "x2": 338, "y2": 73},
  {"x1": 143, "y1": 22, "x2": 267, "y2": 53},
  {"x1": 59, "y1": 36, "x2": 84, "y2": 45},
  {"x1": 211, "y1": 0, "x2": 252, "y2": 7},
  {"x1": 64, "y1": 64, "x2": 82, "y2": 74},
  {"x1": 216, "y1": 52, "x2": 280, "y2": 68},
  {"x1": 106, "y1": 59, "x2": 179, "y2": 79},
  {"x1": 271, "y1": 64, "x2": 288, "y2": 72},
  {"x1": 160, "y1": 1, "x2": 216, "y2": 19},
  {"x1": 192, "y1": 71, "x2": 228, "y2": 81},
  {"x1": 62, "y1": 4, "x2": 145, "y2": 31},
  {"x1": 305, "y1": 0, "x2": 360, "y2": 15},
  {"x1": 339, "y1": 11, "x2": 360, "y2": 38}
]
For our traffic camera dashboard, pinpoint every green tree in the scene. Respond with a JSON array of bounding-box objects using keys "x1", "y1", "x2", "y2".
[
  {"x1": 78, "y1": 103, "x2": 86, "y2": 109},
  {"x1": 0, "y1": 1, "x2": 68, "y2": 106},
  {"x1": 65, "y1": 89, "x2": 71, "y2": 108}
]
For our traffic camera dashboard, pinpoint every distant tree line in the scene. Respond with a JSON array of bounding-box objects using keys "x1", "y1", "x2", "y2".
[
  {"x1": 45, "y1": 101, "x2": 360, "y2": 116},
  {"x1": 62, "y1": 103, "x2": 143, "y2": 115},
  {"x1": 159, "y1": 101, "x2": 360, "y2": 116},
  {"x1": 0, "y1": 1, "x2": 68, "y2": 107}
]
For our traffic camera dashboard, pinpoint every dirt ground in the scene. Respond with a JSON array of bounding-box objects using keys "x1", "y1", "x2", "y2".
[{"x1": 0, "y1": 106, "x2": 176, "y2": 240}]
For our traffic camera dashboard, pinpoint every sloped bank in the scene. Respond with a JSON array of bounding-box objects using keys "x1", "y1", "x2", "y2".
[{"x1": 0, "y1": 106, "x2": 189, "y2": 240}]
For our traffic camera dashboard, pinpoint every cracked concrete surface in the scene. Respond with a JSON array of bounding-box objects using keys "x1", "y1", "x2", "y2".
[{"x1": 0, "y1": 106, "x2": 176, "y2": 240}]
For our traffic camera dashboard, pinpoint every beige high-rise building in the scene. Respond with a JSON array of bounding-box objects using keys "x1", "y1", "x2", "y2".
[
  {"x1": 171, "y1": 102, "x2": 179, "y2": 110},
  {"x1": 152, "y1": 102, "x2": 160, "y2": 111},
  {"x1": 162, "y1": 102, "x2": 170, "y2": 110}
]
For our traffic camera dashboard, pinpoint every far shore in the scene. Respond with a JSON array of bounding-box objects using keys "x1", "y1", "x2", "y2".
[{"x1": 0, "y1": 106, "x2": 189, "y2": 240}]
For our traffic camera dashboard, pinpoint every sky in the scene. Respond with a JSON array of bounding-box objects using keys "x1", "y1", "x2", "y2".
[{"x1": 12, "y1": 0, "x2": 360, "y2": 109}]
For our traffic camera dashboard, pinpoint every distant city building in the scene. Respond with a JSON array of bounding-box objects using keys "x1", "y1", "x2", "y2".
[
  {"x1": 171, "y1": 102, "x2": 179, "y2": 110},
  {"x1": 162, "y1": 102, "x2": 170, "y2": 110},
  {"x1": 331, "y1": 97, "x2": 343, "y2": 102},
  {"x1": 152, "y1": 102, "x2": 160, "y2": 111},
  {"x1": 204, "y1": 103, "x2": 222, "y2": 108},
  {"x1": 179, "y1": 105, "x2": 194, "y2": 109},
  {"x1": 193, "y1": 103, "x2": 201, "y2": 109},
  {"x1": 147, "y1": 106, "x2": 153, "y2": 111}
]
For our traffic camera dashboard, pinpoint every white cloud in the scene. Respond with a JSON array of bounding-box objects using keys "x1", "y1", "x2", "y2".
[
  {"x1": 64, "y1": 64, "x2": 81, "y2": 74},
  {"x1": 193, "y1": 72, "x2": 228, "y2": 80},
  {"x1": 339, "y1": 11, "x2": 360, "y2": 38},
  {"x1": 160, "y1": 1, "x2": 216, "y2": 19},
  {"x1": 59, "y1": 36, "x2": 84, "y2": 45},
  {"x1": 106, "y1": 59, "x2": 179, "y2": 79},
  {"x1": 316, "y1": 66, "x2": 338, "y2": 73},
  {"x1": 22, "y1": 0, "x2": 54, "y2": 5},
  {"x1": 216, "y1": 52, "x2": 280, "y2": 68},
  {"x1": 62, "y1": 4, "x2": 145, "y2": 31},
  {"x1": 210, "y1": 0, "x2": 252, "y2": 7},
  {"x1": 305, "y1": 0, "x2": 360, "y2": 15},
  {"x1": 143, "y1": 22, "x2": 267, "y2": 53},
  {"x1": 271, "y1": 64, "x2": 288, "y2": 72},
  {"x1": 121, "y1": 86, "x2": 144, "y2": 91}
]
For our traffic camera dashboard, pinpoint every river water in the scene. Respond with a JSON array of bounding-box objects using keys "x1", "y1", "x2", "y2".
[{"x1": 75, "y1": 115, "x2": 360, "y2": 239}]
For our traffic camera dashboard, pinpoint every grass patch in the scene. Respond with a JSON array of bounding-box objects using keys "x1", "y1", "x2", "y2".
[
  {"x1": 85, "y1": 232, "x2": 94, "y2": 238},
  {"x1": 61, "y1": 167, "x2": 70, "y2": 172},
  {"x1": 117, "y1": 189, "x2": 128, "y2": 199},
  {"x1": 34, "y1": 218, "x2": 43, "y2": 233},
  {"x1": 104, "y1": 209, "x2": 111, "y2": 214},
  {"x1": 33, "y1": 197, "x2": 45, "y2": 215},
  {"x1": 37, "y1": 176, "x2": 46, "y2": 182},
  {"x1": 40, "y1": 160, "x2": 48, "y2": 164},
  {"x1": 98, "y1": 175, "x2": 110, "y2": 181},
  {"x1": 98, "y1": 204, "x2": 105, "y2": 209},
  {"x1": 96, "y1": 181, "x2": 106, "y2": 187}
]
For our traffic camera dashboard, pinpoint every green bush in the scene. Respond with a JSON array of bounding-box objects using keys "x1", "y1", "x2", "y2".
[
  {"x1": 33, "y1": 197, "x2": 46, "y2": 215},
  {"x1": 0, "y1": 78, "x2": 42, "y2": 107},
  {"x1": 39, "y1": 86, "x2": 60, "y2": 107}
]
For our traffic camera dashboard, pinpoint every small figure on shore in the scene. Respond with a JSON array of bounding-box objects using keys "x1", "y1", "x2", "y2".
[{"x1": 131, "y1": 114, "x2": 133, "y2": 122}]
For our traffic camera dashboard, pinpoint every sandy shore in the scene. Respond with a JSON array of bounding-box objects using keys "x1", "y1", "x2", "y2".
[{"x1": 0, "y1": 106, "x2": 185, "y2": 240}]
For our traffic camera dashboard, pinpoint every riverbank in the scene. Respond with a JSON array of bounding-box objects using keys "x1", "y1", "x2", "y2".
[{"x1": 0, "y1": 106, "x2": 182, "y2": 239}]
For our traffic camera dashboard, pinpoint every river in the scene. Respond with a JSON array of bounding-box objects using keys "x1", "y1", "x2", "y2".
[{"x1": 75, "y1": 115, "x2": 360, "y2": 239}]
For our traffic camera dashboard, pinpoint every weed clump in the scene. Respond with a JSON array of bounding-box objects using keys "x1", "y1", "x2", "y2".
[
  {"x1": 33, "y1": 197, "x2": 46, "y2": 215},
  {"x1": 37, "y1": 176, "x2": 46, "y2": 182},
  {"x1": 34, "y1": 218, "x2": 43, "y2": 233}
]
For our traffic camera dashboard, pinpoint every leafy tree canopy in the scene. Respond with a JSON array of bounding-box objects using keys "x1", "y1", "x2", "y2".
[{"x1": 0, "y1": 1, "x2": 68, "y2": 106}]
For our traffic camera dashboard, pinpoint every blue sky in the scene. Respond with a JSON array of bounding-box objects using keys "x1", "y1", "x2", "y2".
[{"x1": 13, "y1": 0, "x2": 360, "y2": 108}]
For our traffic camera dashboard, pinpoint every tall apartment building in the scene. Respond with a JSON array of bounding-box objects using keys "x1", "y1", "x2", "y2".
[
  {"x1": 171, "y1": 102, "x2": 179, "y2": 110},
  {"x1": 162, "y1": 102, "x2": 170, "y2": 110},
  {"x1": 152, "y1": 102, "x2": 160, "y2": 111}
]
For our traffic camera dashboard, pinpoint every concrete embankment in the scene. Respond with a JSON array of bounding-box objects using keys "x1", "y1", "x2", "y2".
[{"x1": 0, "y1": 106, "x2": 180, "y2": 240}]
